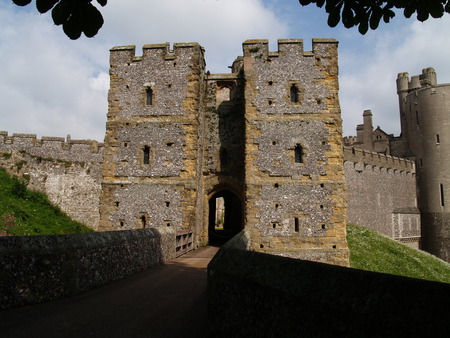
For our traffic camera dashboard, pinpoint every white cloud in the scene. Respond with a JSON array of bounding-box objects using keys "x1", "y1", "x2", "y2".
[
  {"x1": 0, "y1": 5, "x2": 108, "y2": 141},
  {"x1": 101, "y1": 0, "x2": 288, "y2": 72},
  {"x1": 1, "y1": 1, "x2": 450, "y2": 143},
  {"x1": 89, "y1": 72, "x2": 109, "y2": 92},
  {"x1": 339, "y1": 16, "x2": 450, "y2": 136}
]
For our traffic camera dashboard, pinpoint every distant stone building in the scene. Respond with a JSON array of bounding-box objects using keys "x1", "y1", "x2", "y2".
[
  {"x1": 343, "y1": 109, "x2": 401, "y2": 155},
  {"x1": 344, "y1": 68, "x2": 450, "y2": 262}
]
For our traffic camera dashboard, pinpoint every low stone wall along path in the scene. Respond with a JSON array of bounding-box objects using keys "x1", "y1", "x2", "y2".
[{"x1": 0, "y1": 246, "x2": 218, "y2": 338}]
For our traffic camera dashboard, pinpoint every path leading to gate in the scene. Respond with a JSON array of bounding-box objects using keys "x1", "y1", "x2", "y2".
[{"x1": 0, "y1": 246, "x2": 219, "y2": 338}]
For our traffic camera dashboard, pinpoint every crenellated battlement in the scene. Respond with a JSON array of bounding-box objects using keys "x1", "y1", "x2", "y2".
[
  {"x1": 0, "y1": 131, "x2": 104, "y2": 163},
  {"x1": 242, "y1": 38, "x2": 338, "y2": 59},
  {"x1": 110, "y1": 42, "x2": 204, "y2": 65},
  {"x1": 343, "y1": 136, "x2": 358, "y2": 146},
  {"x1": 0, "y1": 131, "x2": 103, "y2": 152},
  {"x1": 343, "y1": 146, "x2": 415, "y2": 174},
  {"x1": 396, "y1": 67, "x2": 437, "y2": 93}
]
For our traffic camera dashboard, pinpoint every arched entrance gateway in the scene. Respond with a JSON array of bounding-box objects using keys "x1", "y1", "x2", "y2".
[{"x1": 208, "y1": 190, "x2": 243, "y2": 245}]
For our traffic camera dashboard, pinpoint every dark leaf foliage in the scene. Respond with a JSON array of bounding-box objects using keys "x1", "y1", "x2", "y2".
[
  {"x1": 299, "y1": 0, "x2": 449, "y2": 34},
  {"x1": 12, "y1": 0, "x2": 32, "y2": 5},
  {"x1": 36, "y1": 0, "x2": 59, "y2": 14},
  {"x1": 12, "y1": 0, "x2": 107, "y2": 39}
]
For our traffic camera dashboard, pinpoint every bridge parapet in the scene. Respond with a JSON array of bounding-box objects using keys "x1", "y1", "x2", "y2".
[
  {"x1": 0, "y1": 228, "x2": 176, "y2": 310},
  {"x1": 208, "y1": 231, "x2": 449, "y2": 336}
]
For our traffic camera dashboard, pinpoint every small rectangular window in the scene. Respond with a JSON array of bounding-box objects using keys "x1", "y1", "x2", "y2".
[
  {"x1": 294, "y1": 217, "x2": 299, "y2": 232},
  {"x1": 436, "y1": 134, "x2": 440, "y2": 144},
  {"x1": 143, "y1": 146, "x2": 150, "y2": 164},
  {"x1": 295, "y1": 144, "x2": 303, "y2": 163},
  {"x1": 146, "y1": 88, "x2": 153, "y2": 105},
  {"x1": 290, "y1": 84, "x2": 299, "y2": 103},
  {"x1": 440, "y1": 184, "x2": 445, "y2": 206}
]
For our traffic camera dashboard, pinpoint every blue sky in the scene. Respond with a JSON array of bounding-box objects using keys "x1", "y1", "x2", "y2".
[{"x1": 1, "y1": 0, "x2": 450, "y2": 141}]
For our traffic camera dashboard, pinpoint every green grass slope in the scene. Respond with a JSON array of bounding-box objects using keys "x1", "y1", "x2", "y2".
[
  {"x1": 347, "y1": 224, "x2": 450, "y2": 284},
  {"x1": 0, "y1": 168, "x2": 93, "y2": 236}
]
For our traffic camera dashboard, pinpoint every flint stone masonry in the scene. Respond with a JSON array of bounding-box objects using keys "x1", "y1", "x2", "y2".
[
  {"x1": 100, "y1": 42, "x2": 205, "y2": 241},
  {"x1": 203, "y1": 77, "x2": 245, "y2": 174},
  {"x1": 1, "y1": 137, "x2": 420, "y2": 249},
  {"x1": 256, "y1": 184, "x2": 332, "y2": 238},
  {"x1": 109, "y1": 44, "x2": 200, "y2": 117},
  {"x1": 109, "y1": 184, "x2": 183, "y2": 229},
  {"x1": 249, "y1": 40, "x2": 330, "y2": 115},
  {"x1": 113, "y1": 122, "x2": 186, "y2": 177},
  {"x1": 0, "y1": 132, "x2": 103, "y2": 163},
  {"x1": 0, "y1": 227, "x2": 176, "y2": 310},
  {"x1": 254, "y1": 120, "x2": 329, "y2": 177}
]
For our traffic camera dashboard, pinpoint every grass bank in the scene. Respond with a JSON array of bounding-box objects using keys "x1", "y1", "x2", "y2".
[
  {"x1": 0, "y1": 168, "x2": 93, "y2": 235},
  {"x1": 347, "y1": 224, "x2": 449, "y2": 284}
]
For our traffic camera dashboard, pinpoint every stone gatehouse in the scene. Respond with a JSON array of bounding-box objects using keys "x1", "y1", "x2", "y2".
[{"x1": 98, "y1": 39, "x2": 349, "y2": 266}]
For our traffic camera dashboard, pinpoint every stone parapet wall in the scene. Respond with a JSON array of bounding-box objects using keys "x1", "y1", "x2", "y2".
[
  {"x1": 0, "y1": 132, "x2": 104, "y2": 229},
  {"x1": 0, "y1": 131, "x2": 103, "y2": 163},
  {"x1": 343, "y1": 146, "x2": 415, "y2": 173},
  {"x1": 0, "y1": 141, "x2": 103, "y2": 229},
  {"x1": 208, "y1": 231, "x2": 450, "y2": 337},
  {"x1": 0, "y1": 227, "x2": 176, "y2": 310}
]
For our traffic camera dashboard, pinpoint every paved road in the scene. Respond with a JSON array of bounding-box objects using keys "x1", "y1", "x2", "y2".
[{"x1": 0, "y1": 246, "x2": 219, "y2": 338}]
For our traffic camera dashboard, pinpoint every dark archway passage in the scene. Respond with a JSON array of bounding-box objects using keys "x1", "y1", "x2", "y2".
[{"x1": 208, "y1": 190, "x2": 243, "y2": 245}]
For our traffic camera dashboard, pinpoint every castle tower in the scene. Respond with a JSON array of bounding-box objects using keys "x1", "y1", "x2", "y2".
[
  {"x1": 241, "y1": 39, "x2": 349, "y2": 265},
  {"x1": 396, "y1": 67, "x2": 449, "y2": 262},
  {"x1": 99, "y1": 43, "x2": 207, "y2": 247}
]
